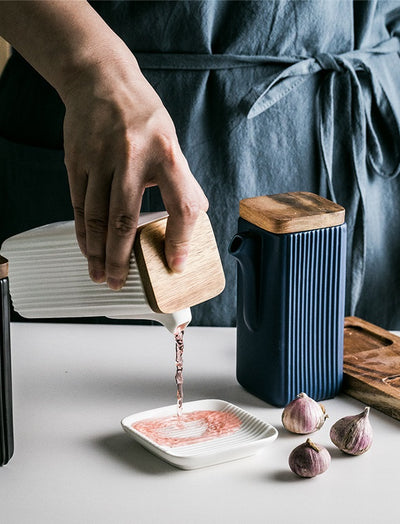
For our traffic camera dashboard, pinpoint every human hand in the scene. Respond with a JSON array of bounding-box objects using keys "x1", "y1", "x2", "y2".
[
  {"x1": 62, "y1": 51, "x2": 208, "y2": 290},
  {"x1": 0, "y1": 1, "x2": 208, "y2": 290}
]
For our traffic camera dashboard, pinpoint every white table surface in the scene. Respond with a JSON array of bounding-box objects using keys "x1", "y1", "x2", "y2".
[{"x1": 1, "y1": 322, "x2": 399, "y2": 524}]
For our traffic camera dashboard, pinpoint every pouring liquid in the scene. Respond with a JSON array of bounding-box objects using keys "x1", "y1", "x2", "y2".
[
  {"x1": 132, "y1": 328, "x2": 242, "y2": 447},
  {"x1": 174, "y1": 328, "x2": 184, "y2": 418}
]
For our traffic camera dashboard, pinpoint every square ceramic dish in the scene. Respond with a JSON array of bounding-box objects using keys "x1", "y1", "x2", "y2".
[{"x1": 121, "y1": 399, "x2": 278, "y2": 470}]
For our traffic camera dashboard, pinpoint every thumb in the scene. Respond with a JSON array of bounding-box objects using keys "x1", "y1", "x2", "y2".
[
  {"x1": 164, "y1": 206, "x2": 199, "y2": 272},
  {"x1": 157, "y1": 150, "x2": 208, "y2": 272}
]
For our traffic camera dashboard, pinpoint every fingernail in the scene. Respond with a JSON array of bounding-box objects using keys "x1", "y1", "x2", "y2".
[
  {"x1": 171, "y1": 256, "x2": 187, "y2": 273},
  {"x1": 90, "y1": 270, "x2": 105, "y2": 283},
  {"x1": 107, "y1": 277, "x2": 124, "y2": 290}
]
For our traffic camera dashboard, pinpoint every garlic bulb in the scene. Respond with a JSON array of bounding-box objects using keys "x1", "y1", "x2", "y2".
[
  {"x1": 289, "y1": 439, "x2": 331, "y2": 478},
  {"x1": 282, "y1": 392, "x2": 328, "y2": 434},
  {"x1": 330, "y1": 406, "x2": 373, "y2": 455}
]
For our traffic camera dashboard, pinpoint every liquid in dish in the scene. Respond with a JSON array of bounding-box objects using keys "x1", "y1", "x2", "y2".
[
  {"x1": 132, "y1": 409, "x2": 242, "y2": 447},
  {"x1": 132, "y1": 329, "x2": 242, "y2": 447}
]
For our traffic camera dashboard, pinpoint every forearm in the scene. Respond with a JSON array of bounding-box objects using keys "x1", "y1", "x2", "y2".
[
  {"x1": 0, "y1": 0, "x2": 139, "y2": 100},
  {"x1": 0, "y1": 0, "x2": 208, "y2": 285}
]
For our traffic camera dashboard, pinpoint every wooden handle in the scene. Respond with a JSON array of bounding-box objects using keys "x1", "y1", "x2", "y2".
[
  {"x1": 343, "y1": 316, "x2": 400, "y2": 421},
  {"x1": 0, "y1": 255, "x2": 8, "y2": 279},
  {"x1": 240, "y1": 192, "x2": 345, "y2": 234},
  {"x1": 134, "y1": 211, "x2": 225, "y2": 314}
]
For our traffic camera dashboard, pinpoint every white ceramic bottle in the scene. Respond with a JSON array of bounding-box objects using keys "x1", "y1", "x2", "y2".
[{"x1": 1, "y1": 212, "x2": 225, "y2": 333}]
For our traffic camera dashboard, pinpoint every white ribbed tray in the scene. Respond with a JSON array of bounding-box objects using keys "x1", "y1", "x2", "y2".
[{"x1": 121, "y1": 399, "x2": 278, "y2": 470}]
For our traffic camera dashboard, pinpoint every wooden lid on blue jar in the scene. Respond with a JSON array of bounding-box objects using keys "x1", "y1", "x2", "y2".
[{"x1": 239, "y1": 192, "x2": 345, "y2": 234}]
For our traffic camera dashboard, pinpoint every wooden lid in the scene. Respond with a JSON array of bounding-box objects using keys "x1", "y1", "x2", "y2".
[
  {"x1": 134, "y1": 211, "x2": 225, "y2": 314},
  {"x1": 0, "y1": 255, "x2": 8, "y2": 279},
  {"x1": 239, "y1": 192, "x2": 345, "y2": 234}
]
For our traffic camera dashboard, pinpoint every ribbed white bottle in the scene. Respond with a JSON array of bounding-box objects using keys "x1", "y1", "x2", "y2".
[{"x1": 1, "y1": 213, "x2": 191, "y2": 333}]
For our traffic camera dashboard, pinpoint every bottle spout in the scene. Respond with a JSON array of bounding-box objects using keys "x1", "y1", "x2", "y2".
[
  {"x1": 229, "y1": 234, "x2": 248, "y2": 261},
  {"x1": 108, "y1": 308, "x2": 192, "y2": 334},
  {"x1": 160, "y1": 309, "x2": 192, "y2": 334},
  {"x1": 229, "y1": 232, "x2": 261, "y2": 331}
]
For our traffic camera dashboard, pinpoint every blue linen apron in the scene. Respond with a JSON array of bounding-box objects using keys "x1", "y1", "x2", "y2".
[{"x1": 1, "y1": 1, "x2": 400, "y2": 328}]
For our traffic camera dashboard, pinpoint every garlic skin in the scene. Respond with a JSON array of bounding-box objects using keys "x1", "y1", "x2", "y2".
[
  {"x1": 330, "y1": 406, "x2": 373, "y2": 455},
  {"x1": 282, "y1": 392, "x2": 328, "y2": 434},
  {"x1": 289, "y1": 439, "x2": 331, "y2": 478}
]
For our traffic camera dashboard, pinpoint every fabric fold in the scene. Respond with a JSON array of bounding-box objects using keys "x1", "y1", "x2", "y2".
[{"x1": 244, "y1": 35, "x2": 400, "y2": 313}]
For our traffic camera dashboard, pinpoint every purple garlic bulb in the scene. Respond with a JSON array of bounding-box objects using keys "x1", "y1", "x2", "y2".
[
  {"x1": 289, "y1": 439, "x2": 331, "y2": 478},
  {"x1": 330, "y1": 406, "x2": 373, "y2": 455},
  {"x1": 282, "y1": 392, "x2": 328, "y2": 434}
]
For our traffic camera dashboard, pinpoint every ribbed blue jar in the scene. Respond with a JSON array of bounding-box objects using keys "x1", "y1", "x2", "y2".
[{"x1": 230, "y1": 192, "x2": 346, "y2": 407}]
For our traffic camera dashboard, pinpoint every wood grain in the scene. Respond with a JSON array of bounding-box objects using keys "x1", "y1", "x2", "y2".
[
  {"x1": 343, "y1": 316, "x2": 400, "y2": 421},
  {"x1": 134, "y1": 211, "x2": 225, "y2": 314},
  {"x1": 239, "y1": 192, "x2": 345, "y2": 234},
  {"x1": 0, "y1": 37, "x2": 11, "y2": 75},
  {"x1": 0, "y1": 255, "x2": 8, "y2": 279}
]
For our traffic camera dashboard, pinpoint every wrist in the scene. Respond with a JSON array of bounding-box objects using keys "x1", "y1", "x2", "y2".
[
  {"x1": 57, "y1": 43, "x2": 141, "y2": 104},
  {"x1": 0, "y1": 0, "x2": 143, "y2": 104}
]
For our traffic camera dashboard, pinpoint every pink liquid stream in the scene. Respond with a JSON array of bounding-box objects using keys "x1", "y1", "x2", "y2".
[
  {"x1": 131, "y1": 329, "x2": 242, "y2": 447},
  {"x1": 175, "y1": 328, "x2": 184, "y2": 418}
]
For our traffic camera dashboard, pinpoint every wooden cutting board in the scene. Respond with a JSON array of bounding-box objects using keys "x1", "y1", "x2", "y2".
[{"x1": 343, "y1": 316, "x2": 400, "y2": 421}]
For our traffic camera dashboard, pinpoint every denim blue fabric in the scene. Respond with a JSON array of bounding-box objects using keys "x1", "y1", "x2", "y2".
[{"x1": 1, "y1": 1, "x2": 400, "y2": 328}]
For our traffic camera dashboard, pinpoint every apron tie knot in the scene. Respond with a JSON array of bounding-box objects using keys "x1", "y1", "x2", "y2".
[{"x1": 315, "y1": 53, "x2": 345, "y2": 73}]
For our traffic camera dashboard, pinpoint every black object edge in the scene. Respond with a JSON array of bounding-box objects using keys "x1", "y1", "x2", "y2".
[{"x1": 0, "y1": 276, "x2": 14, "y2": 465}]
